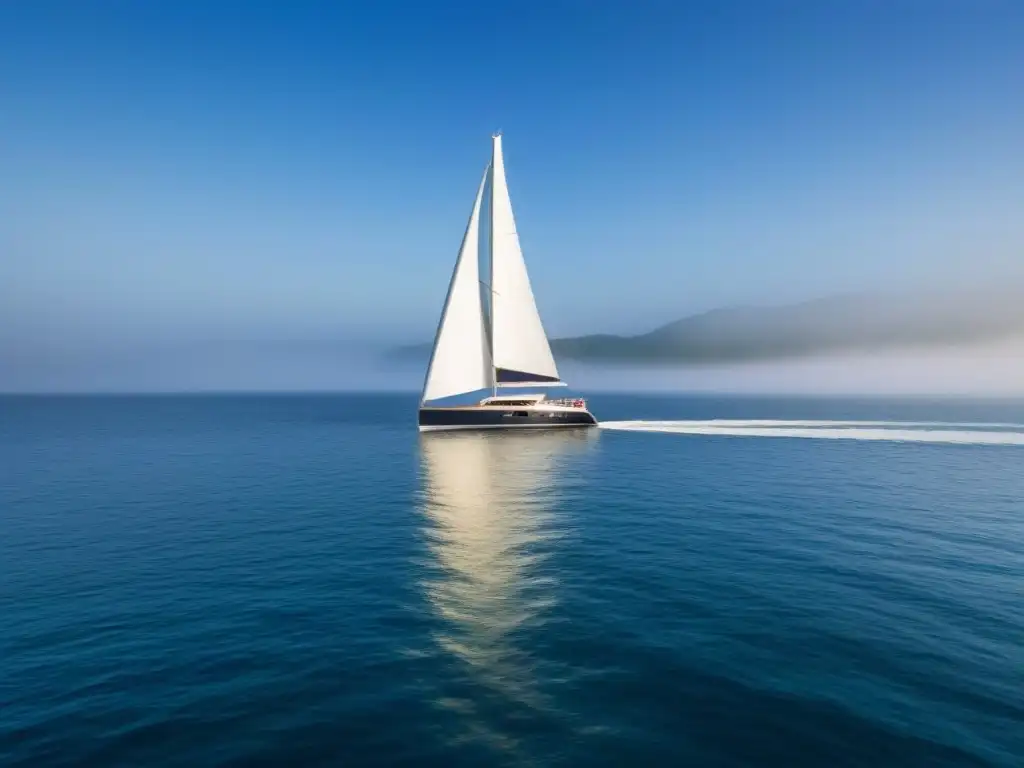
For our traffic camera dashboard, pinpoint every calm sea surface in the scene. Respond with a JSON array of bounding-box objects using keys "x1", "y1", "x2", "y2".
[{"x1": 2, "y1": 394, "x2": 1023, "y2": 767}]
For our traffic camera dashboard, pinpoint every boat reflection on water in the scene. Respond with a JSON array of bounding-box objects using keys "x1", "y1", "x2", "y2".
[{"x1": 417, "y1": 428, "x2": 598, "y2": 754}]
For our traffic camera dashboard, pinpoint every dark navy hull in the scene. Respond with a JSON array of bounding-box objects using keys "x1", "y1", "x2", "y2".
[{"x1": 418, "y1": 406, "x2": 597, "y2": 431}]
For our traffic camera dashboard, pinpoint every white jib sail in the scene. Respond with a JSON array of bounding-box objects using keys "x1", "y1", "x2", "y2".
[
  {"x1": 421, "y1": 168, "x2": 493, "y2": 403},
  {"x1": 488, "y1": 134, "x2": 561, "y2": 384}
]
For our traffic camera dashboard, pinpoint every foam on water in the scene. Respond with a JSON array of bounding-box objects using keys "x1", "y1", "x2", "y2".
[{"x1": 598, "y1": 420, "x2": 1024, "y2": 445}]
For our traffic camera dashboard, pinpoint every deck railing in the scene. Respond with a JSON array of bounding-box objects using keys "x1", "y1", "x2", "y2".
[{"x1": 547, "y1": 398, "x2": 587, "y2": 409}]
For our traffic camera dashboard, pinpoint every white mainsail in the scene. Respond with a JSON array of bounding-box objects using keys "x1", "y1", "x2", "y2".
[
  {"x1": 421, "y1": 168, "x2": 494, "y2": 403},
  {"x1": 421, "y1": 135, "x2": 564, "y2": 404},
  {"x1": 488, "y1": 134, "x2": 562, "y2": 386}
]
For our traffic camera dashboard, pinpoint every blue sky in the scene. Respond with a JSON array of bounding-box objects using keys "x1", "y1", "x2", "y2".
[{"x1": 2, "y1": 1, "x2": 1023, "y2": 390}]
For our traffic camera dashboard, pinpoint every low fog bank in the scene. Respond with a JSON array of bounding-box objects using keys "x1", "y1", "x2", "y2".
[
  {"x1": 4, "y1": 285, "x2": 1024, "y2": 396},
  {"x1": 394, "y1": 285, "x2": 1024, "y2": 366},
  {"x1": 3, "y1": 337, "x2": 1022, "y2": 396},
  {"x1": 557, "y1": 335, "x2": 1024, "y2": 396},
  {"x1": 558, "y1": 288, "x2": 1024, "y2": 365},
  {"x1": 0, "y1": 340, "x2": 422, "y2": 393}
]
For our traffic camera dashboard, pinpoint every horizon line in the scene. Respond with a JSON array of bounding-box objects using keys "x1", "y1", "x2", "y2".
[{"x1": 3, "y1": 389, "x2": 1023, "y2": 400}]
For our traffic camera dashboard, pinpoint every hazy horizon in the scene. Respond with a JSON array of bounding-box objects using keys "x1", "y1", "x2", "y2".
[{"x1": 4, "y1": 331, "x2": 1024, "y2": 397}]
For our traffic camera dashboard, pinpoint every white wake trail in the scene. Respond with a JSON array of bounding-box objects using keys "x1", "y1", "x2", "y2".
[
  {"x1": 598, "y1": 420, "x2": 1024, "y2": 446},
  {"x1": 625, "y1": 419, "x2": 1024, "y2": 430}
]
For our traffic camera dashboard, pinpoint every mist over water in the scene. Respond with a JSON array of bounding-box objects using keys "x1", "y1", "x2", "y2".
[
  {"x1": 6, "y1": 288, "x2": 1024, "y2": 397},
  {"x1": 0, "y1": 340, "x2": 407, "y2": 393},
  {"x1": 4, "y1": 335, "x2": 1024, "y2": 396},
  {"x1": 559, "y1": 335, "x2": 1024, "y2": 397}
]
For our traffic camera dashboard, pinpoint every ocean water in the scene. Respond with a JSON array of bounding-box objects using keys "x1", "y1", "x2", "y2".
[{"x1": 2, "y1": 393, "x2": 1023, "y2": 767}]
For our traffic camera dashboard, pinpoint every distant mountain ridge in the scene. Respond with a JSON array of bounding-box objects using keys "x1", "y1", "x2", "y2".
[{"x1": 391, "y1": 289, "x2": 1024, "y2": 365}]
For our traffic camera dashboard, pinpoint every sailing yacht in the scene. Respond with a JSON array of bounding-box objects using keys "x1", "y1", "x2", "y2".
[{"x1": 418, "y1": 134, "x2": 597, "y2": 431}]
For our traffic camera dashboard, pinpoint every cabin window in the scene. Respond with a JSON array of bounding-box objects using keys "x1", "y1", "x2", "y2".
[{"x1": 488, "y1": 399, "x2": 533, "y2": 407}]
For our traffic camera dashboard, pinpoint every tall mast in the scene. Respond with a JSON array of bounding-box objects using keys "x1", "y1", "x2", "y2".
[{"x1": 488, "y1": 133, "x2": 499, "y2": 398}]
